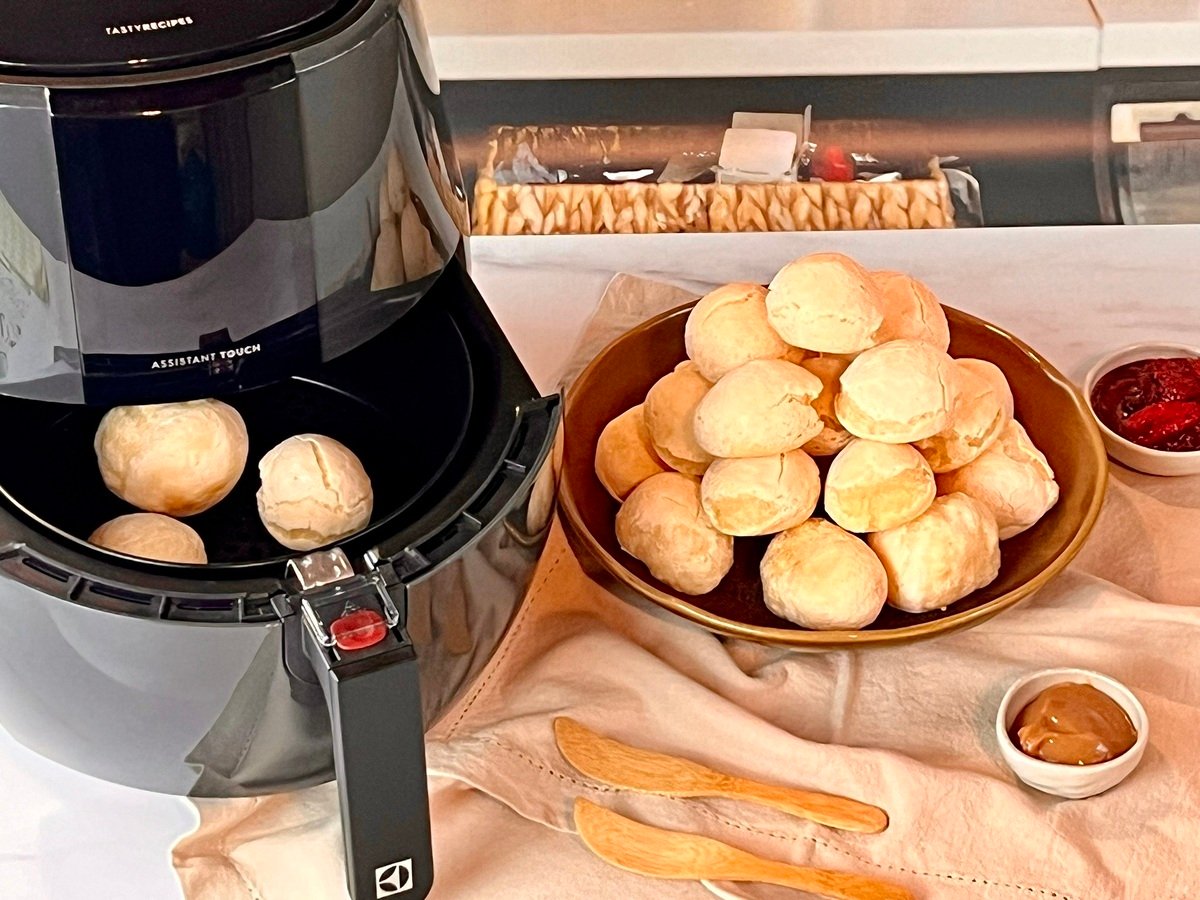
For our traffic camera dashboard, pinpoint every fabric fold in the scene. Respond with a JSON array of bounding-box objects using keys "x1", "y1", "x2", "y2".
[{"x1": 172, "y1": 273, "x2": 1200, "y2": 900}]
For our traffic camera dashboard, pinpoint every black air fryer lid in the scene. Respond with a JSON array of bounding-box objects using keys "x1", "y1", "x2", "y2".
[{"x1": 0, "y1": 0, "x2": 367, "y2": 76}]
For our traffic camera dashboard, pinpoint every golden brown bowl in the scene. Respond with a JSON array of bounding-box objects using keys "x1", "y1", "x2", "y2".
[{"x1": 560, "y1": 301, "x2": 1108, "y2": 651}]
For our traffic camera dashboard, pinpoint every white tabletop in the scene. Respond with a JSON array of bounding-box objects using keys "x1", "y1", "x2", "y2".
[
  {"x1": 0, "y1": 728, "x2": 193, "y2": 900},
  {"x1": 1093, "y1": 0, "x2": 1200, "y2": 68},
  {"x1": 423, "y1": 0, "x2": 1101, "y2": 80},
  {"x1": 5, "y1": 222, "x2": 1200, "y2": 898}
]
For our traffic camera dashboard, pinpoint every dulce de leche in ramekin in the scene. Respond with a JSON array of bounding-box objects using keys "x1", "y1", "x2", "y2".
[
  {"x1": 1009, "y1": 682, "x2": 1137, "y2": 766},
  {"x1": 996, "y1": 667, "x2": 1148, "y2": 799}
]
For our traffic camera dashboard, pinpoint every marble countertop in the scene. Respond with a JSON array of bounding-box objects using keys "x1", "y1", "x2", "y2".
[
  {"x1": 1092, "y1": 0, "x2": 1200, "y2": 68},
  {"x1": 467, "y1": 225, "x2": 1200, "y2": 395},
  {"x1": 422, "y1": 0, "x2": 1100, "y2": 79},
  {"x1": 424, "y1": 0, "x2": 1200, "y2": 79},
  {"x1": 4, "y1": 223, "x2": 1200, "y2": 899}
]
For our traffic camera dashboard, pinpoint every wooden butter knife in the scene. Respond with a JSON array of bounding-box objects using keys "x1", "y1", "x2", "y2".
[
  {"x1": 554, "y1": 717, "x2": 888, "y2": 834},
  {"x1": 574, "y1": 799, "x2": 913, "y2": 900}
]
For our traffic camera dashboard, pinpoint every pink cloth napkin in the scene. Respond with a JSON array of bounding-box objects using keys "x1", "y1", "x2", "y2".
[{"x1": 173, "y1": 277, "x2": 1200, "y2": 900}]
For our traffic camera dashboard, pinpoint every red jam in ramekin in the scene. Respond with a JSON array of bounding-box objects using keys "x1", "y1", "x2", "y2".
[{"x1": 1090, "y1": 357, "x2": 1200, "y2": 452}]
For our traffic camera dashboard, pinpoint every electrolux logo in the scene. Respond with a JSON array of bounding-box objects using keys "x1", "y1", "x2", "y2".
[
  {"x1": 375, "y1": 859, "x2": 414, "y2": 897},
  {"x1": 106, "y1": 16, "x2": 195, "y2": 36}
]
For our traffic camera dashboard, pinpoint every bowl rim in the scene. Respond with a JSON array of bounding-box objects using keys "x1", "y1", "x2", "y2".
[
  {"x1": 1082, "y1": 341, "x2": 1200, "y2": 460},
  {"x1": 993, "y1": 666, "x2": 1149, "y2": 777},
  {"x1": 559, "y1": 300, "x2": 1110, "y2": 649}
]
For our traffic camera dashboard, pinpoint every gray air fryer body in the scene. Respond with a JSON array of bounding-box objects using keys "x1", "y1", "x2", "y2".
[{"x1": 0, "y1": 4, "x2": 559, "y2": 899}]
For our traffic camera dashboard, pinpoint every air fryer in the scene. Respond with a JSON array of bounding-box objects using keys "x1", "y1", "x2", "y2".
[{"x1": 0, "y1": 3, "x2": 559, "y2": 899}]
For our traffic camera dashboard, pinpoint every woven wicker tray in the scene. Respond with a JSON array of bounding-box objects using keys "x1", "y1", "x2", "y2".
[{"x1": 471, "y1": 128, "x2": 955, "y2": 236}]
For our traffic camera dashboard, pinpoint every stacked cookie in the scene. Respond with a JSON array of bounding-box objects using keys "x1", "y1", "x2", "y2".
[{"x1": 594, "y1": 252, "x2": 1059, "y2": 631}]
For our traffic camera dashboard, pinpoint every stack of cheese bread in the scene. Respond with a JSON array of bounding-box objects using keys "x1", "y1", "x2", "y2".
[{"x1": 594, "y1": 252, "x2": 1059, "y2": 630}]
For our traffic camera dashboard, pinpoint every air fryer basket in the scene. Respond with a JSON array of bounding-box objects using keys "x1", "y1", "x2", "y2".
[{"x1": 0, "y1": 295, "x2": 473, "y2": 569}]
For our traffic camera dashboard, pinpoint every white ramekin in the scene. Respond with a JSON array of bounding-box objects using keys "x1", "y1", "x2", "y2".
[
  {"x1": 996, "y1": 667, "x2": 1148, "y2": 800},
  {"x1": 1083, "y1": 342, "x2": 1200, "y2": 476}
]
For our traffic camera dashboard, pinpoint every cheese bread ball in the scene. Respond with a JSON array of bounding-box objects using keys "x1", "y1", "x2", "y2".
[
  {"x1": 642, "y1": 362, "x2": 714, "y2": 476},
  {"x1": 871, "y1": 270, "x2": 951, "y2": 351},
  {"x1": 836, "y1": 339, "x2": 958, "y2": 443},
  {"x1": 693, "y1": 359, "x2": 823, "y2": 458},
  {"x1": 867, "y1": 493, "x2": 1001, "y2": 613},
  {"x1": 90, "y1": 513, "x2": 207, "y2": 564},
  {"x1": 937, "y1": 420, "x2": 1058, "y2": 539},
  {"x1": 799, "y1": 356, "x2": 852, "y2": 456},
  {"x1": 760, "y1": 519, "x2": 887, "y2": 630},
  {"x1": 615, "y1": 472, "x2": 733, "y2": 595},
  {"x1": 766, "y1": 253, "x2": 884, "y2": 354},
  {"x1": 957, "y1": 358, "x2": 1015, "y2": 420},
  {"x1": 257, "y1": 434, "x2": 374, "y2": 551},
  {"x1": 913, "y1": 358, "x2": 1011, "y2": 473},
  {"x1": 700, "y1": 449, "x2": 820, "y2": 536},
  {"x1": 684, "y1": 283, "x2": 788, "y2": 381},
  {"x1": 95, "y1": 399, "x2": 249, "y2": 517},
  {"x1": 824, "y1": 439, "x2": 936, "y2": 533},
  {"x1": 595, "y1": 404, "x2": 670, "y2": 501}
]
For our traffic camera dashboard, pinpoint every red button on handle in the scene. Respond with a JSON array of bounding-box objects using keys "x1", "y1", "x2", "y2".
[{"x1": 330, "y1": 608, "x2": 388, "y2": 651}]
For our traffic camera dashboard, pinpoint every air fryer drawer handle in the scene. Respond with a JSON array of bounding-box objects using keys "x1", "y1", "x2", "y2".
[{"x1": 299, "y1": 581, "x2": 434, "y2": 900}]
